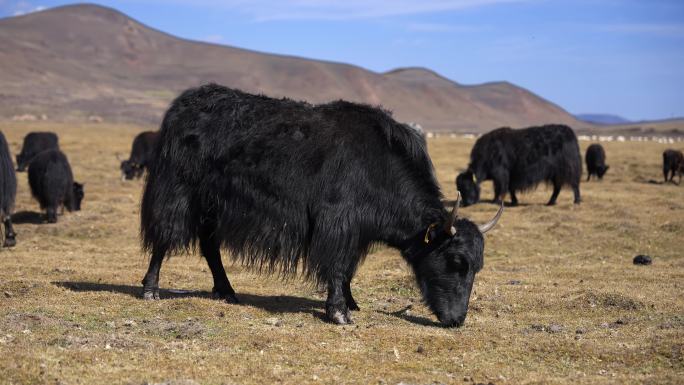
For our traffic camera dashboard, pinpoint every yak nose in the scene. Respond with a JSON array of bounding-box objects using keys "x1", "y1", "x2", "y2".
[{"x1": 439, "y1": 313, "x2": 467, "y2": 328}]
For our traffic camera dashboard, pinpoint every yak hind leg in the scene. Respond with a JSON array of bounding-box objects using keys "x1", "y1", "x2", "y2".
[
  {"x1": 46, "y1": 206, "x2": 58, "y2": 223},
  {"x1": 2, "y1": 216, "x2": 16, "y2": 248},
  {"x1": 572, "y1": 183, "x2": 581, "y2": 204},
  {"x1": 199, "y1": 228, "x2": 238, "y2": 304},
  {"x1": 141, "y1": 244, "x2": 167, "y2": 300},
  {"x1": 547, "y1": 182, "x2": 562, "y2": 206},
  {"x1": 508, "y1": 188, "x2": 519, "y2": 207}
]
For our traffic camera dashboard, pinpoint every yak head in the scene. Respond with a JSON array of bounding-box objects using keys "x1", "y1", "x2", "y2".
[
  {"x1": 67, "y1": 182, "x2": 84, "y2": 211},
  {"x1": 120, "y1": 160, "x2": 143, "y2": 180},
  {"x1": 456, "y1": 170, "x2": 480, "y2": 206},
  {"x1": 409, "y1": 194, "x2": 502, "y2": 327},
  {"x1": 597, "y1": 165, "x2": 610, "y2": 179}
]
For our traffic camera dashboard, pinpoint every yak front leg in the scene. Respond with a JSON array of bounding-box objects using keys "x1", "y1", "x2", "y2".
[
  {"x1": 326, "y1": 272, "x2": 353, "y2": 324},
  {"x1": 343, "y1": 278, "x2": 360, "y2": 311},
  {"x1": 2, "y1": 216, "x2": 16, "y2": 248}
]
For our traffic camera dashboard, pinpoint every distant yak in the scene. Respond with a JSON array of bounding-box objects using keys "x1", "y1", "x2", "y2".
[
  {"x1": 16, "y1": 132, "x2": 59, "y2": 172},
  {"x1": 140, "y1": 84, "x2": 503, "y2": 327},
  {"x1": 663, "y1": 149, "x2": 683, "y2": 184},
  {"x1": 456, "y1": 124, "x2": 582, "y2": 206},
  {"x1": 585, "y1": 143, "x2": 609, "y2": 181},
  {"x1": 0, "y1": 131, "x2": 17, "y2": 247},
  {"x1": 120, "y1": 131, "x2": 159, "y2": 180},
  {"x1": 28, "y1": 150, "x2": 84, "y2": 223}
]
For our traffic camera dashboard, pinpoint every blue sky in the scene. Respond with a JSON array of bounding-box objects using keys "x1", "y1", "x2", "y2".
[{"x1": 1, "y1": 0, "x2": 683, "y2": 121}]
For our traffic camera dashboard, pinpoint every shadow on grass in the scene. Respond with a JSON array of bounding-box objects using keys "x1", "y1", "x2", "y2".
[
  {"x1": 53, "y1": 281, "x2": 326, "y2": 316},
  {"x1": 12, "y1": 211, "x2": 45, "y2": 224},
  {"x1": 441, "y1": 198, "x2": 528, "y2": 208},
  {"x1": 379, "y1": 306, "x2": 442, "y2": 328}
]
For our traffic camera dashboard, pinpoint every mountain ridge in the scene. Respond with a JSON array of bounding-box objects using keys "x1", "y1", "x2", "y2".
[{"x1": 0, "y1": 3, "x2": 586, "y2": 132}]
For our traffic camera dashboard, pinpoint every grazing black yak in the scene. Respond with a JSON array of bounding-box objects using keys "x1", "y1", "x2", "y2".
[
  {"x1": 141, "y1": 84, "x2": 503, "y2": 327},
  {"x1": 28, "y1": 150, "x2": 84, "y2": 223},
  {"x1": 585, "y1": 143, "x2": 609, "y2": 181},
  {"x1": 663, "y1": 149, "x2": 683, "y2": 184},
  {"x1": 0, "y1": 131, "x2": 17, "y2": 247},
  {"x1": 16, "y1": 132, "x2": 59, "y2": 171},
  {"x1": 120, "y1": 131, "x2": 159, "y2": 180},
  {"x1": 456, "y1": 125, "x2": 582, "y2": 206}
]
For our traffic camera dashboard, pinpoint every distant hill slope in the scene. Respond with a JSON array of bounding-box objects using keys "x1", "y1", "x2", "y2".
[
  {"x1": 576, "y1": 114, "x2": 631, "y2": 125},
  {"x1": 0, "y1": 4, "x2": 586, "y2": 132}
]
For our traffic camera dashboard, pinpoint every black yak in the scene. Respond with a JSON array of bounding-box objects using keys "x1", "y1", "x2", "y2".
[
  {"x1": 120, "y1": 131, "x2": 159, "y2": 180},
  {"x1": 141, "y1": 84, "x2": 503, "y2": 327},
  {"x1": 28, "y1": 150, "x2": 84, "y2": 223},
  {"x1": 16, "y1": 132, "x2": 59, "y2": 171},
  {"x1": 0, "y1": 131, "x2": 17, "y2": 247},
  {"x1": 585, "y1": 143, "x2": 609, "y2": 181},
  {"x1": 663, "y1": 149, "x2": 683, "y2": 184},
  {"x1": 456, "y1": 125, "x2": 581, "y2": 206}
]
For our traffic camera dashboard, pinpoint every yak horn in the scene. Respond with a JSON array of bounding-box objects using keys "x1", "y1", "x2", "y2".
[
  {"x1": 446, "y1": 192, "x2": 461, "y2": 236},
  {"x1": 478, "y1": 200, "x2": 504, "y2": 234}
]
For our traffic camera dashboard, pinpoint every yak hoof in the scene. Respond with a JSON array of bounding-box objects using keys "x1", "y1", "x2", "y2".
[
  {"x1": 327, "y1": 307, "x2": 353, "y2": 325},
  {"x1": 212, "y1": 288, "x2": 239, "y2": 304},
  {"x1": 546, "y1": 201, "x2": 557, "y2": 206},
  {"x1": 2, "y1": 237, "x2": 16, "y2": 248},
  {"x1": 142, "y1": 288, "x2": 160, "y2": 300}
]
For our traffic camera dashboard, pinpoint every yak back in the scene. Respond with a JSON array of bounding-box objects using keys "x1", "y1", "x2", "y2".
[
  {"x1": 469, "y1": 124, "x2": 581, "y2": 192},
  {"x1": 0, "y1": 131, "x2": 16, "y2": 216},
  {"x1": 27, "y1": 149, "x2": 74, "y2": 209},
  {"x1": 142, "y1": 84, "x2": 443, "y2": 281},
  {"x1": 130, "y1": 131, "x2": 159, "y2": 164}
]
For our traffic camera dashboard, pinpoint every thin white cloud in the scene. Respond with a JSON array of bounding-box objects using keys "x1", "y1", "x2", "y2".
[
  {"x1": 599, "y1": 23, "x2": 684, "y2": 37},
  {"x1": 162, "y1": 0, "x2": 532, "y2": 21},
  {"x1": 406, "y1": 22, "x2": 483, "y2": 33},
  {"x1": 11, "y1": 1, "x2": 45, "y2": 16}
]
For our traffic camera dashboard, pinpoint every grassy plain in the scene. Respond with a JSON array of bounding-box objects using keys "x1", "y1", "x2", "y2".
[{"x1": 0, "y1": 122, "x2": 682, "y2": 384}]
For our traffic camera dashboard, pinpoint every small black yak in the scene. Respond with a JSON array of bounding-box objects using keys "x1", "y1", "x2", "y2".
[
  {"x1": 141, "y1": 84, "x2": 503, "y2": 327},
  {"x1": 16, "y1": 131, "x2": 59, "y2": 171},
  {"x1": 585, "y1": 143, "x2": 609, "y2": 181},
  {"x1": 28, "y1": 150, "x2": 84, "y2": 223},
  {"x1": 120, "y1": 131, "x2": 159, "y2": 180},
  {"x1": 456, "y1": 125, "x2": 581, "y2": 206},
  {"x1": 0, "y1": 131, "x2": 17, "y2": 247},
  {"x1": 663, "y1": 149, "x2": 683, "y2": 184}
]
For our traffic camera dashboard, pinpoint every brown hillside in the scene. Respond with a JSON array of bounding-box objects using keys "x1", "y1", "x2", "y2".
[{"x1": 0, "y1": 3, "x2": 586, "y2": 132}]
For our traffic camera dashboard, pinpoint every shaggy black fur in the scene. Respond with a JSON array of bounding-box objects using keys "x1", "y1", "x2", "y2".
[
  {"x1": 120, "y1": 131, "x2": 159, "y2": 180},
  {"x1": 0, "y1": 131, "x2": 17, "y2": 247},
  {"x1": 585, "y1": 143, "x2": 609, "y2": 181},
  {"x1": 28, "y1": 150, "x2": 84, "y2": 223},
  {"x1": 140, "y1": 84, "x2": 499, "y2": 327},
  {"x1": 662, "y1": 149, "x2": 683, "y2": 184},
  {"x1": 16, "y1": 132, "x2": 59, "y2": 172},
  {"x1": 456, "y1": 125, "x2": 582, "y2": 206}
]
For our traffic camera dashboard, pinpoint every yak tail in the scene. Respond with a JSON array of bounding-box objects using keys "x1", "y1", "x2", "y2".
[
  {"x1": 140, "y1": 113, "x2": 199, "y2": 255},
  {"x1": 0, "y1": 132, "x2": 16, "y2": 217}
]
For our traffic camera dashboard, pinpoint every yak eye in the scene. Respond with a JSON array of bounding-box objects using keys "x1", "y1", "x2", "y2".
[{"x1": 447, "y1": 256, "x2": 469, "y2": 275}]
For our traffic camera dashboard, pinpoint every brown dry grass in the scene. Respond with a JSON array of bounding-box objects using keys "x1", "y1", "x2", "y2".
[{"x1": 0, "y1": 122, "x2": 682, "y2": 385}]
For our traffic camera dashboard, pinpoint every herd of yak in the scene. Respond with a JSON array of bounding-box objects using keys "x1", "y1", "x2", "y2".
[{"x1": 0, "y1": 84, "x2": 683, "y2": 326}]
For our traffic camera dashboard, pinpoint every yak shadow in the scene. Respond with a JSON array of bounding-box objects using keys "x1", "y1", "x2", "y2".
[
  {"x1": 441, "y1": 199, "x2": 528, "y2": 208},
  {"x1": 11, "y1": 211, "x2": 45, "y2": 224},
  {"x1": 379, "y1": 306, "x2": 442, "y2": 328},
  {"x1": 53, "y1": 281, "x2": 325, "y2": 317}
]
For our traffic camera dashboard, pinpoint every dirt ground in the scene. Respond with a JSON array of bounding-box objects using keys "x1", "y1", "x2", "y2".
[{"x1": 0, "y1": 122, "x2": 682, "y2": 385}]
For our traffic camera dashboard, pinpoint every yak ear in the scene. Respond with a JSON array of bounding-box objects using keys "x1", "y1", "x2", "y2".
[{"x1": 445, "y1": 192, "x2": 460, "y2": 236}]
